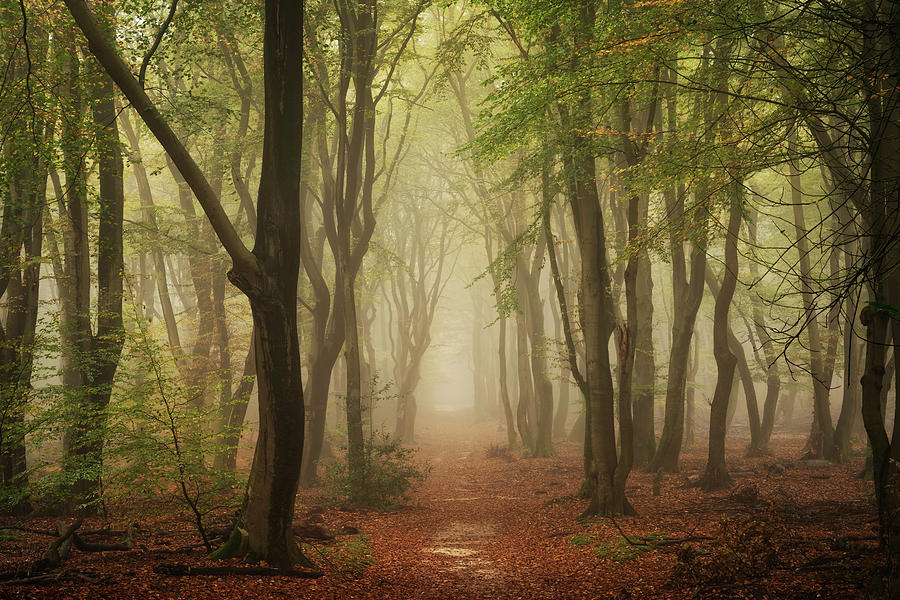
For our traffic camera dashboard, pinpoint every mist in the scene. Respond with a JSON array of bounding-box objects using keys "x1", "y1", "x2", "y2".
[{"x1": 1, "y1": 0, "x2": 898, "y2": 597}]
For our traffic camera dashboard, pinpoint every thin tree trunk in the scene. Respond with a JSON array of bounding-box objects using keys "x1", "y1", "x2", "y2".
[
  {"x1": 683, "y1": 334, "x2": 699, "y2": 449},
  {"x1": 514, "y1": 311, "x2": 535, "y2": 451},
  {"x1": 499, "y1": 317, "x2": 517, "y2": 449},
  {"x1": 701, "y1": 182, "x2": 742, "y2": 491},
  {"x1": 649, "y1": 63, "x2": 709, "y2": 474},
  {"x1": 746, "y1": 210, "x2": 781, "y2": 446},
  {"x1": 214, "y1": 343, "x2": 256, "y2": 472},
  {"x1": 119, "y1": 110, "x2": 183, "y2": 359},
  {"x1": 790, "y1": 132, "x2": 837, "y2": 460}
]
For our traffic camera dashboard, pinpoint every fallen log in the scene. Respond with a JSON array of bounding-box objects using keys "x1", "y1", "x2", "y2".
[
  {"x1": 153, "y1": 563, "x2": 322, "y2": 578},
  {"x1": 71, "y1": 523, "x2": 135, "y2": 552},
  {"x1": 32, "y1": 518, "x2": 84, "y2": 573}
]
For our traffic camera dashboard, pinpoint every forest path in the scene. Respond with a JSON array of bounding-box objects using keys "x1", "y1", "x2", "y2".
[
  {"x1": 304, "y1": 407, "x2": 617, "y2": 599},
  {"x1": 297, "y1": 408, "x2": 874, "y2": 599}
]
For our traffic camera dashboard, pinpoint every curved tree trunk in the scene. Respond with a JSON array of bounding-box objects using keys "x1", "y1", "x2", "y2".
[
  {"x1": 519, "y1": 234, "x2": 554, "y2": 457},
  {"x1": 683, "y1": 334, "x2": 700, "y2": 449},
  {"x1": 649, "y1": 63, "x2": 709, "y2": 474},
  {"x1": 705, "y1": 265, "x2": 764, "y2": 455},
  {"x1": 745, "y1": 209, "x2": 781, "y2": 446},
  {"x1": 570, "y1": 5, "x2": 619, "y2": 511},
  {"x1": 701, "y1": 183, "x2": 742, "y2": 491},
  {"x1": 514, "y1": 312, "x2": 535, "y2": 451},
  {"x1": 498, "y1": 317, "x2": 517, "y2": 448},
  {"x1": 65, "y1": 0, "x2": 308, "y2": 568},
  {"x1": 790, "y1": 143, "x2": 837, "y2": 461}
]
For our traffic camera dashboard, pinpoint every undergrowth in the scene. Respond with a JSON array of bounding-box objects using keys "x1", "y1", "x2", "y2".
[
  {"x1": 323, "y1": 431, "x2": 430, "y2": 511},
  {"x1": 571, "y1": 528, "x2": 668, "y2": 561},
  {"x1": 303, "y1": 534, "x2": 376, "y2": 578}
]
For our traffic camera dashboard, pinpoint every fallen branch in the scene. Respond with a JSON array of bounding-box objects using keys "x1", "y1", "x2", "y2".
[
  {"x1": 33, "y1": 518, "x2": 84, "y2": 572},
  {"x1": 0, "y1": 571, "x2": 65, "y2": 586},
  {"x1": 546, "y1": 530, "x2": 578, "y2": 538},
  {"x1": 79, "y1": 523, "x2": 134, "y2": 552},
  {"x1": 72, "y1": 533, "x2": 134, "y2": 552},
  {"x1": 0, "y1": 568, "x2": 106, "y2": 587},
  {"x1": 0, "y1": 526, "x2": 57, "y2": 537},
  {"x1": 153, "y1": 563, "x2": 323, "y2": 578}
]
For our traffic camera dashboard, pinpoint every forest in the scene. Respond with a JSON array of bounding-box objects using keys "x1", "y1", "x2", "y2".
[{"x1": 0, "y1": 0, "x2": 897, "y2": 597}]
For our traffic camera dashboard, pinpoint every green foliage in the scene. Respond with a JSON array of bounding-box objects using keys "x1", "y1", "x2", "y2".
[
  {"x1": 570, "y1": 529, "x2": 668, "y2": 561},
  {"x1": 324, "y1": 431, "x2": 431, "y2": 511},
  {"x1": 0, "y1": 529, "x2": 21, "y2": 542},
  {"x1": 303, "y1": 534, "x2": 376, "y2": 578},
  {"x1": 102, "y1": 319, "x2": 242, "y2": 538},
  {"x1": 569, "y1": 531, "x2": 594, "y2": 546},
  {"x1": 595, "y1": 532, "x2": 668, "y2": 561}
]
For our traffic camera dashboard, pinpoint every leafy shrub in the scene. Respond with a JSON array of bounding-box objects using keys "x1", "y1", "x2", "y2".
[
  {"x1": 102, "y1": 321, "x2": 242, "y2": 546},
  {"x1": 323, "y1": 431, "x2": 430, "y2": 511},
  {"x1": 303, "y1": 534, "x2": 376, "y2": 578}
]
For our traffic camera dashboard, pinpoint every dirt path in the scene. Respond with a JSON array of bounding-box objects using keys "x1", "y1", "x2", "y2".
[
  {"x1": 300, "y1": 408, "x2": 877, "y2": 599},
  {"x1": 324, "y1": 408, "x2": 597, "y2": 599}
]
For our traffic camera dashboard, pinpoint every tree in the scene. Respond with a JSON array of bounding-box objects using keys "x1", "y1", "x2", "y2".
[
  {"x1": 0, "y1": 5, "x2": 50, "y2": 514},
  {"x1": 49, "y1": 16, "x2": 126, "y2": 512},
  {"x1": 700, "y1": 180, "x2": 742, "y2": 491},
  {"x1": 385, "y1": 195, "x2": 458, "y2": 443},
  {"x1": 63, "y1": 0, "x2": 306, "y2": 568},
  {"x1": 300, "y1": 0, "x2": 426, "y2": 489}
]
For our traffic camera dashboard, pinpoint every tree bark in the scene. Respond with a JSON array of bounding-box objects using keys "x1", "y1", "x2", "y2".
[
  {"x1": 57, "y1": 35, "x2": 126, "y2": 512},
  {"x1": 63, "y1": 0, "x2": 308, "y2": 568},
  {"x1": 648, "y1": 64, "x2": 709, "y2": 473},
  {"x1": 746, "y1": 210, "x2": 780, "y2": 446},
  {"x1": 498, "y1": 317, "x2": 517, "y2": 448},
  {"x1": 701, "y1": 183, "x2": 742, "y2": 491},
  {"x1": 789, "y1": 134, "x2": 837, "y2": 460}
]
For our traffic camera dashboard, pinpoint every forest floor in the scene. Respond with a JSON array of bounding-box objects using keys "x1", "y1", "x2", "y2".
[{"x1": 0, "y1": 407, "x2": 883, "y2": 599}]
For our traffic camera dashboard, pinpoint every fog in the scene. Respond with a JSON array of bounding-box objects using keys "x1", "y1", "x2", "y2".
[{"x1": 3, "y1": 2, "x2": 899, "y2": 593}]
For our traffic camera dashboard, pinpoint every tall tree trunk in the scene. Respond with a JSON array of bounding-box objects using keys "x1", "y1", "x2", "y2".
[
  {"x1": 705, "y1": 265, "x2": 764, "y2": 454},
  {"x1": 632, "y1": 230, "x2": 656, "y2": 465},
  {"x1": 58, "y1": 40, "x2": 126, "y2": 512},
  {"x1": 790, "y1": 131, "x2": 837, "y2": 460},
  {"x1": 701, "y1": 182, "x2": 742, "y2": 491},
  {"x1": 519, "y1": 236, "x2": 554, "y2": 457},
  {"x1": 64, "y1": 0, "x2": 309, "y2": 567},
  {"x1": 214, "y1": 343, "x2": 256, "y2": 472},
  {"x1": 731, "y1": 330, "x2": 763, "y2": 454},
  {"x1": 650, "y1": 190, "x2": 707, "y2": 473},
  {"x1": 683, "y1": 336, "x2": 699, "y2": 449},
  {"x1": 498, "y1": 317, "x2": 517, "y2": 448},
  {"x1": 562, "y1": 0, "x2": 620, "y2": 515},
  {"x1": 0, "y1": 48, "x2": 48, "y2": 512},
  {"x1": 342, "y1": 273, "x2": 366, "y2": 492},
  {"x1": 746, "y1": 210, "x2": 781, "y2": 446},
  {"x1": 649, "y1": 63, "x2": 709, "y2": 473},
  {"x1": 514, "y1": 311, "x2": 535, "y2": 451},
  {"x1": 544, "y1": 185, "x2": 589, "y2": 468}
]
